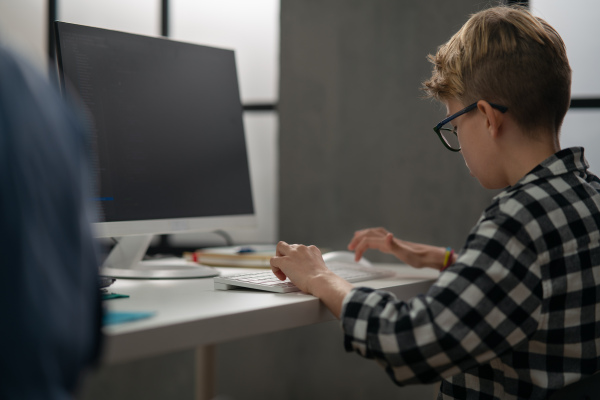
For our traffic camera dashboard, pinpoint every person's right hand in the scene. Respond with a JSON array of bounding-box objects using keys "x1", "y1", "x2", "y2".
[
  {"x1": 347, "y1": 227, "x2": 401, "y2": 262},
  {"x1": 348, "y1": 227, "x2": 453, "y2": 270}
]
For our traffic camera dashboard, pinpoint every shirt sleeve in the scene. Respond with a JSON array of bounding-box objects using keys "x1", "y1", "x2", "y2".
[{"x1": 340, "y1": 213, "x2": 544, "y2": 385}]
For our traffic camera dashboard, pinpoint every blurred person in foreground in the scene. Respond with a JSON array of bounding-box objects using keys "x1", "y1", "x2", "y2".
[{"x1": 0, "y1": 43, "x2": 102, "y2": 399}]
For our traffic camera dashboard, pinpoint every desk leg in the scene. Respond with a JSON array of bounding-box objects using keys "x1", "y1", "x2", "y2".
[{"x1": 195, "y1": 345, "x2": 216, "y2": 400}]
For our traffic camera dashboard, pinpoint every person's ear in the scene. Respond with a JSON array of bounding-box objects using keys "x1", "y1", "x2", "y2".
[{"x1": 477, "y1": 100, "x2": 504, "y2": 138}]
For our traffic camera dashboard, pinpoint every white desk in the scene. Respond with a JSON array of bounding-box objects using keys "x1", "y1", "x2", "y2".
[{"x1": 102, "y1": 264, "x2": 439, "y2": 365}]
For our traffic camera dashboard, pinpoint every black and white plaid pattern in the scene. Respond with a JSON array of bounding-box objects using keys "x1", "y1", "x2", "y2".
[{"x1": 341, "y1": 147, "x2": 600, "y2": 399}]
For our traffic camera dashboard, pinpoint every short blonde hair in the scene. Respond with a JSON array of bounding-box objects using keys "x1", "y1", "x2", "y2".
[{"x1": 423, "y1": 5, "x2": 571, "y2": 136}]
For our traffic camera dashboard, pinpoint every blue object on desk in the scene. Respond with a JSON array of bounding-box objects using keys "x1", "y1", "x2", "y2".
[
  {"x1": 236, "y1": 246, "x2": 256, "y2": 254},
  {"x1": 102, "y1": 292, "x2": 130, "y2": 300},
  {"x1": 103, "y1": 311, "x2": 155, "y2": 326}
]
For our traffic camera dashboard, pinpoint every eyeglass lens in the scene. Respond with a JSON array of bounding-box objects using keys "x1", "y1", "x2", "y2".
[{"x1": 439, "y1": 124, "x2": 460, "y2": 150}]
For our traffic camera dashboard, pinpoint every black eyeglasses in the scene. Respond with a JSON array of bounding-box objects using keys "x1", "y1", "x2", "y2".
[{"x1": 433, "y1": 102, "x2": 508, "y2": 152}]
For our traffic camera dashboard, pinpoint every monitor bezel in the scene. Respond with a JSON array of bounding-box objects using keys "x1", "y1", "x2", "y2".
[
  {"x1": 93, "y1": 214, "x2": 256, "y2": 238},
  {"x1": 55, "y1": 21, "x2": 257, "y2": 241}
]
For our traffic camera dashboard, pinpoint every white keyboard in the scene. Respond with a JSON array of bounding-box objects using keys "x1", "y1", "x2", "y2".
[{"x1": 213, "y1": 261, "x2": 395, "y2": 293}]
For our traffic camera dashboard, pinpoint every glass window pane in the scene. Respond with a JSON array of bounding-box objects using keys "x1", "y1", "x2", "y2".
[
  {"x1": 60, "y1": 0, "x2": 160, "y2": 37},
  {"x1": 561, "y1": 109, "x2": 600, "y2": 172},
  {"x1": 171, "y1": 0, "x2": 279, "y2": 103},
  {"x1": 0, "y1": 0, "x2": 46, "y2": 68},
  {"x1": 531, "y1": 0, "x2": 600, "y2": 97}
]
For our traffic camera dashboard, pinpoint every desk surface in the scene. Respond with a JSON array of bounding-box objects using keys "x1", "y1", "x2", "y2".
[{"x1": 102, "y1": 264, "x2": 439, "y2": 364}]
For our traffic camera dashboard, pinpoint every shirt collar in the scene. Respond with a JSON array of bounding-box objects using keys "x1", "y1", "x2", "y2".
[{"x1": 495, "y1": 147, "x2": 590, "y2": 200}]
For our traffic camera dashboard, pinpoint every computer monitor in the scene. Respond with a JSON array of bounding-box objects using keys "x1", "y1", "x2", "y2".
[{"x1": 55, "y1": 22, "x2": 255, "y2": 279}]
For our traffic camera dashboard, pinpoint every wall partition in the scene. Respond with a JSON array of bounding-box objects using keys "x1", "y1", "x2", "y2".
[{"x1": 531, "y1": 0, "x2": 600, "y2": 172}]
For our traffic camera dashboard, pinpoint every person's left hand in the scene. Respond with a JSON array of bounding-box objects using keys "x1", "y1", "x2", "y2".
[{"x1": 270, "y1": 241, "x2": 331, "y2": 294}]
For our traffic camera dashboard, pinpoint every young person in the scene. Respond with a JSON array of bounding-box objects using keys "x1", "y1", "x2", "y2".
[{"x1": 270, "y1": 5, "x2": 600, "y2": 399}]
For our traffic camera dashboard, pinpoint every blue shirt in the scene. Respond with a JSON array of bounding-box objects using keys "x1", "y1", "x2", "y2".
[{"x1": 0, "y1": 46, "x2": 102, "y2": 399}]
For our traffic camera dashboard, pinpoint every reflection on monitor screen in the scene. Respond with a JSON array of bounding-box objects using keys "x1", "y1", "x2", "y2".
[{"x1": 55, "y1": 22, "x2": 255, "y2": 278}]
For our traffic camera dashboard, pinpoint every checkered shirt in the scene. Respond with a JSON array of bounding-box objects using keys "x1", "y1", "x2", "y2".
[{"x1": 341, "y1": 147, "x2": 600, "y2": 399}]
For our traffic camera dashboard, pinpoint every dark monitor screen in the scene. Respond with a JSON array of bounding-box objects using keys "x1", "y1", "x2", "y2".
[{"x1": 55, "y1": 22, "x2": 254, "y2": 229}]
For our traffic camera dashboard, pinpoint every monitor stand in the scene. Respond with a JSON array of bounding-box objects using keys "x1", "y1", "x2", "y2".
[{"x1": 100, "y1": 235, "x2": 220, "y2": 279}]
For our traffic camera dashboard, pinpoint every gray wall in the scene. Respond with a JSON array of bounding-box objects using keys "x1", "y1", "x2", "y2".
[{"x1": 279, "y1": 0, "x2": 496, "y2": 262}]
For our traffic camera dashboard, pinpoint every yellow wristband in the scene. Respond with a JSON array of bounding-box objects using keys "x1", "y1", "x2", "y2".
[{"x1": 442, "y1": 247, "x2": 453, "y2": 270}]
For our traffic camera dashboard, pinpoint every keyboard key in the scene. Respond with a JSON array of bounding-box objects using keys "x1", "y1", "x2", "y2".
[{"x1": 214, "y1": 262, "x2": 395, "y2": 293}]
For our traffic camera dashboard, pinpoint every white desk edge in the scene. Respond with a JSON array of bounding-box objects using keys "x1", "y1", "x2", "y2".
[{"x1": 101, "y1": 263, "x2": 439, "y2": 365}]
